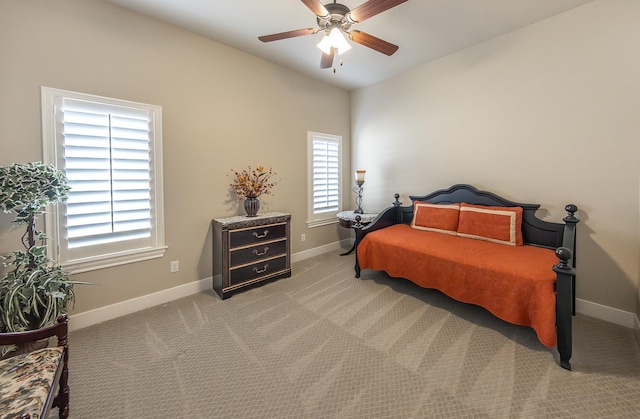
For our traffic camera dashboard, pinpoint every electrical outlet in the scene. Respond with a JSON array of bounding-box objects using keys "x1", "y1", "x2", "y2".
[
  {"x1": 170, "y1": 260, "x2": 179, "y2": 273},
  {"x1": 301, "y1": 233, "x2": 306, "y2": 242}
]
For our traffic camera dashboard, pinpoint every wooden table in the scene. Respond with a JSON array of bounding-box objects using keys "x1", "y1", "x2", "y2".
[{"x1": 336, "y1": 210, "x2": 379, "y2": 255}]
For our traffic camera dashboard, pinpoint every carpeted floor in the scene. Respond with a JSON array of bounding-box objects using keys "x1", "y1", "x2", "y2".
[{"x1": 65, "y1": 251, "x2": 640, "y2": 418}]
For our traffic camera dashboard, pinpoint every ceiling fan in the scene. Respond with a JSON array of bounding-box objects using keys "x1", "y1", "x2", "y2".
[{"x1": 258, "y1": 0, "x2": 408, "y2": 69}]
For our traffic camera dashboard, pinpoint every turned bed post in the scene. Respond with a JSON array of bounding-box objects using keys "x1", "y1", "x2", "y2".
[
  {"x1": 554, "y1": 204, "x2": 579, "y2": 370},
  {"x1": 554, "y1": 247, "x2": 575, "y2": 370},
  {"x1": 392, "y1": 193, "x2": 401, "y2": 223},
  {"x1": 354, "y1": 215, "x2": 363, "y2": 278},
  {"x1": 563, "y1": 204, "x2": 579, "y2": 315}
]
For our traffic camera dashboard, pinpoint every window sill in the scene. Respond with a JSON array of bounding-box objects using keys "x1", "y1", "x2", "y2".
[{"x1": 64, "y1": 246, "x2": 168, "y2": 274}]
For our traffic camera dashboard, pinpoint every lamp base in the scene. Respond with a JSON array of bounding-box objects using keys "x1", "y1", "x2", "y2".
[{"x1": 353, "y1": 182, "x2": 364, "y2": 215}]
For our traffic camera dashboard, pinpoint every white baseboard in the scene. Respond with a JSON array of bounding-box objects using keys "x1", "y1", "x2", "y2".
[
  {"x1": 575, "y1": 298, "x2": 636, "y2": 329},
  {"x1": 69, "y1": 239, "x2": 351, "y2": 331},
  {"x1": 291, "y1": 239, "x2": 352, "y2": 263},
  {"x1": 69, "y1": 277, "x2": 212, "y2": 332},
  {"x1": 69, "y1": 239, "x2": 637, "y2": 335}
]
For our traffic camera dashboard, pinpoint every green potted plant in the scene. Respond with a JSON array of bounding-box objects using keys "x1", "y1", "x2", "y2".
[{"x1": 0, "y1": 162, "x2": 84, "y2": 356}]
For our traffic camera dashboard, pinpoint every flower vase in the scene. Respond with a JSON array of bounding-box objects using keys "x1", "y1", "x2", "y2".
[{"x1": 244, "y1": 196, "x2": 260, "y2": 217}]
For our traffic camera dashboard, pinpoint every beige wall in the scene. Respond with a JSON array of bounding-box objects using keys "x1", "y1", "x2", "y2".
[
  {"x1": 351, "y1": 0, "x2": 640, "y2": 314},
  {"x1": 2, "y1": 0, "x2": 638, "y2": 323},
  {"x1": 0, "y1": 0, "x2": 351, "y2": 314}
]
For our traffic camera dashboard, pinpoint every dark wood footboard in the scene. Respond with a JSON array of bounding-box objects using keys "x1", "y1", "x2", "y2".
[{"x1": 353, "y1": 184, "x2": 579, "y2": 370}]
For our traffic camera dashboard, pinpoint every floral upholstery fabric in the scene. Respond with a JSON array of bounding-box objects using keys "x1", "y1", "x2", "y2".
[{"x1": 0, "y1": 347, "x2": 63, "y2": 419}]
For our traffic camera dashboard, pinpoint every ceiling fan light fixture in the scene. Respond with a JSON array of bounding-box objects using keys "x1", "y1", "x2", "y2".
[
  {"x1": 316, "y1": 34, "x2": 332, "y2": 55},
  {"x1": 330, "y1": 27, "x2": 352, "y2": 55},
  {"x1": 317, "y1": 26, "x2": 351, "y2": 56}
]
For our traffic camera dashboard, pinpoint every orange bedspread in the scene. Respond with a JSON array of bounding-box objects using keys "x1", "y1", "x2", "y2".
[{"x1": 357, "y1": 224, "x2": 559, "y2": 347}]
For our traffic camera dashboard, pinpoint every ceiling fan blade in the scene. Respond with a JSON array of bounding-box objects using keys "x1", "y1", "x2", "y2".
[
  {"x1": 320, "y1": 48, "x2": 335, "y2": 69},
  {"x1": 349, "y1": 30, "x2": 399, "y2": 56},
  {"x1": 348, "y1": 0, "x2": 408, "y2": 23},
  {"x1": 258, "y1": 28, "x2": 318, "y2": 42},
  {"x1": 301, "y1": 0, "x2": 329, "y2": 17}
]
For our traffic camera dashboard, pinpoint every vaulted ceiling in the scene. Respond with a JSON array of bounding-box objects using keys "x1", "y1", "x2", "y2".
[{"x1": 105, "y1": 0, "x2": 594, "y2": 90}]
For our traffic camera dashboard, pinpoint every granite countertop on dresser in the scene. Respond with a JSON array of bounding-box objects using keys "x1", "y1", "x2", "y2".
[{"x1": 214, "y1": 212, "x2": 291, "y2": 227}]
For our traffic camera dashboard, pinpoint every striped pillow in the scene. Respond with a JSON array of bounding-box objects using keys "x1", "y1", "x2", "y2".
[
  {"x1": 410, "y1": 202, "x2": 460, "y2": 235},
  {"x1": 457, "y1": 203, "x2": 523, "y2": 246}
]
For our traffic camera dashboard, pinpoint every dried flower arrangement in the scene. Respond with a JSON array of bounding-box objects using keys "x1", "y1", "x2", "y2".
[{"x1": 229, "y1": 165, "x2": 278, "y2": 199}]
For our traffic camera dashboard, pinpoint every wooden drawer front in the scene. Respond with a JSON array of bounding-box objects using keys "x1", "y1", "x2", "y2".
[
  {"x1": 230, "y1": 240, "x2": 287, "y2": 267},
  {"x1": 229, "y1": 223, "x2": 286, "y2": 248},
  {"x1": 229, "y1": 256, "x2": 288, "y2": 286}
]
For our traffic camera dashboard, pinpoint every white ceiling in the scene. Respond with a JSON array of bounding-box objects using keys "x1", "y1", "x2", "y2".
[{"x1": 105, "y1": 0, "x2": 594, "y2": 91}]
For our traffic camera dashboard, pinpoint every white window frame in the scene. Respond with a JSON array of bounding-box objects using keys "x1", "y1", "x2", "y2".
[
  {"x1": 307, "y1": 131, "x2": 342, "y2": 228},
  {"x1": 41, "y1": 86, "x2": 166, "y2": 273}
]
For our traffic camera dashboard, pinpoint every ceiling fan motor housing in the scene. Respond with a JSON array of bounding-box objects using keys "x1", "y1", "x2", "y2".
[{"x1": 317, "y1": 3, "x2": 353, "y2": 33}]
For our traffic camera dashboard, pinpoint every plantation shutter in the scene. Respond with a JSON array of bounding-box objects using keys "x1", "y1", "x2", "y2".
[
  {"x1": 312, "y1": 137, "x2": 340, "y2": 213},
  {"x1": 61, "y1": 98, "x2": 152, "y2": 249}
]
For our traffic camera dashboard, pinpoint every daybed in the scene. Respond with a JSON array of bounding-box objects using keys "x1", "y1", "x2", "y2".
[{"x1": 354, "y1": 184, "x2": 578, "y2": 369}]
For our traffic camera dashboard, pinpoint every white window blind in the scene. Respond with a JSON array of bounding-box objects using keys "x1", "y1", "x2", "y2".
[
  {"x1": 307, "y1": 132, "x2": 342, "y2": 227},
  {"x1": 312, "y1": 138, "x2": 340, "y2": 213},
  {"x1": 63, "y1": 99, "x2": 152, "y2": 247},
  {"x1": 42, "y1": 87, "x2": 166, "y2": 273}
]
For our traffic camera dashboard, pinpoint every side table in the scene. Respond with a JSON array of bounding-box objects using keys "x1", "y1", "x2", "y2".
[{"x1": 336, "y1": 210, "x2": 379, "y2": 255}]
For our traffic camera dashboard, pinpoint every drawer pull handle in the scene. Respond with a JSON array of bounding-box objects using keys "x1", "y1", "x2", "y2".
[
  {"x1": 252, "y1": 247, "x2": 269, "y2": 256},
  {"x1": 252, "y1": 230, "x2": 269, "y2": 239},
  {"x1": 253, "y1": 264, "x2": 269, "y2": 274}
]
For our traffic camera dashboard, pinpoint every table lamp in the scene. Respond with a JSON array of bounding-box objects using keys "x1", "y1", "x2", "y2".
[{"x1": 354, "y1": 170, "x2": 366, "y2": 214}]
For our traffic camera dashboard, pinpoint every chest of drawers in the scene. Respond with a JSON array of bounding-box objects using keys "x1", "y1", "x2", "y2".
[{"x1": 212, "y1": 212, "x2": 291, "y2": 299}]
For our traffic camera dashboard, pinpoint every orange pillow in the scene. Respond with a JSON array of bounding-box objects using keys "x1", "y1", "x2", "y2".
[
  {"x1": 457, "y1": 203, "x2": 523, "y2": 246},
  {"x1": 410, "y1": 202, "x2": 460, "y2": 235}
]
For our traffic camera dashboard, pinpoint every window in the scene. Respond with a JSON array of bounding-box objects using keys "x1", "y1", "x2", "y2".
[
  {"x1": 41, "y1": 87, "x2": 166, "y2": 273},
  {"x1": 307, "y1": 131, "x2": 342, "y2": 227}
]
